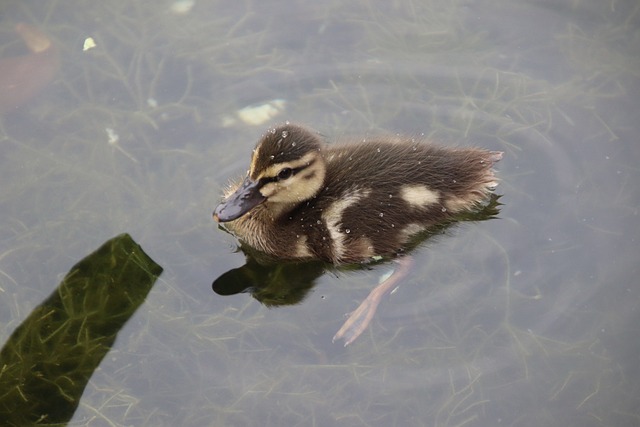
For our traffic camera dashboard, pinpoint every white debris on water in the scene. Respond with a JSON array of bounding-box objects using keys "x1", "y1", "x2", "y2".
[
  {"x1": 170, "y1": 0, "x2": 195, "y2": 14},
  {"x1": 222, "y1": 99, "x2": 287, "y2": 127}
]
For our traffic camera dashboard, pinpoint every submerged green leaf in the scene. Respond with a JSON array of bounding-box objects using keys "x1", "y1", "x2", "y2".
[{"x1": 0, "y1": 233, "x2": 162, "y2": 426}]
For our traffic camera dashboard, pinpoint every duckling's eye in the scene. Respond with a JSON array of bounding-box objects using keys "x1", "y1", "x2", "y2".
[{"x1": 277, "y1": 168, "x2": 293, "y2": 180}]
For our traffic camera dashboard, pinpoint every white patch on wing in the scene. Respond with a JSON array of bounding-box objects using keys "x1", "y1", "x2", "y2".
[
  {"x1": 400, "y1": 185, "x2": 440, "y2": 208},
  {"x1": 444, "y1": 183, "x2": 494, "y2": 213},
  {"x1": 295, "y1": 234, "x2": 313, "y2": 258},
  {"x1": 444, "y1": 196, "x2": 471, "y2": 212},
  {"x1": 322, "y1": 188, "x2": 371, "y2": 261},
  {"x1": 400, "y1": 223, "x2": 425, "y2": 243}
]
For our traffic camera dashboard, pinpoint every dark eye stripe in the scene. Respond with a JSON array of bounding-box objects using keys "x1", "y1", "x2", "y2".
[
  {"x1": 302, "y1": 171, "x2": 316, "y2": 181},
  {"x1": 260, "y1": 158, "x2": 317, "y2": 184}
]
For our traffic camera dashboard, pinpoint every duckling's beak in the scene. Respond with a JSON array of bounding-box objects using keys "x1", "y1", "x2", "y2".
[{"x1": 213, "y1": 176, "x2": 266, "y2": 222}]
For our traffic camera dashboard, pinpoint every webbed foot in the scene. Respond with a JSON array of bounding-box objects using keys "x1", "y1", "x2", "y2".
[{"x1": 333, "y1": 257, "x2": 413, "y2": 346}]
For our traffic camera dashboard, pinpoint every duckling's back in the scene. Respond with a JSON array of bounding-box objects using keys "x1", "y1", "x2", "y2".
[{"x1": 281, "y1": 136, "x2": 501, "y2": 263}]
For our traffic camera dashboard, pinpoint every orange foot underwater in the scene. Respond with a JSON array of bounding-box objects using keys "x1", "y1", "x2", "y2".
[
  {"x1": 0, "y1": 23, "x2": 60, "y2": 114},
  {"x1": 333, "y1": 257, "x2": 414, "y2": 346}
]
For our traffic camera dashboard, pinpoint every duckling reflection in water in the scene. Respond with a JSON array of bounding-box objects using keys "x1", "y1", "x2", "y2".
[{"x1": 213, "y1": 123, "x2": 502, "y2": 345}]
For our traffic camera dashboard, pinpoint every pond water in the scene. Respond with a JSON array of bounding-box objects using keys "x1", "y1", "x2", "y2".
[{"x1": 1, "y1": 0, "x2": 638, "y2": 426}]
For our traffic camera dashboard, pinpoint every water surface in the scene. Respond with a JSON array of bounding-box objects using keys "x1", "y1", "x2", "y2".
[{"x1": 1, "y1": 0, "x2": 638, "y2": 426}]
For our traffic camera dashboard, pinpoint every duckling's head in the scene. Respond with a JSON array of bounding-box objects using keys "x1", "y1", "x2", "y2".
[{"x1": 214, "y1": 124, "x2": 327, "y2": 222}]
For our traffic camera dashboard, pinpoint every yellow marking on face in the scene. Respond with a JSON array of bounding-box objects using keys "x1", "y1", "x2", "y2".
[
  {"x1": 258, "y1": 152, "x2": 319, "y2": 179},
  {"x1": 259, "y1": 152, "x2": 325, "y2": 204},
  {"x1": 249, "y1": 144, "x2": 261, "y2": 177}
]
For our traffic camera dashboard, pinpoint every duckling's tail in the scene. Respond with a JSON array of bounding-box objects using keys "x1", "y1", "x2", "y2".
[{"x1": 489, "y1": 151, "x2": 504, "y2": 164}]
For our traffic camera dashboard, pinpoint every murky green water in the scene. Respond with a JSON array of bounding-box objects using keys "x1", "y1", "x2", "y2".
[{"x1": 1, "y1": 0, "x2": 638, "y2": 426}]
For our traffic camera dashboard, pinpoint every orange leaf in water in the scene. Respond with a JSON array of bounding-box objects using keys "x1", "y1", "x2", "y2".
[{"x1": 0, "y1": 23, "x2": 60, "y2": 114}]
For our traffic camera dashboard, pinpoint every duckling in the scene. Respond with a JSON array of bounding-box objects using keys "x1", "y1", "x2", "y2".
[{"x1": 213, "y1": 123, "x2": 502, "y2": 345}]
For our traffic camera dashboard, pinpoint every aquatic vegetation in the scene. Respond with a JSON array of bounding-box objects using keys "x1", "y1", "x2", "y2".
[
  {"x1": 0, "y1": 0, "x2": 638, "y2": 426},
  {"x1": 0, "y1": 234, "x2": 162, "y2": 425}
]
